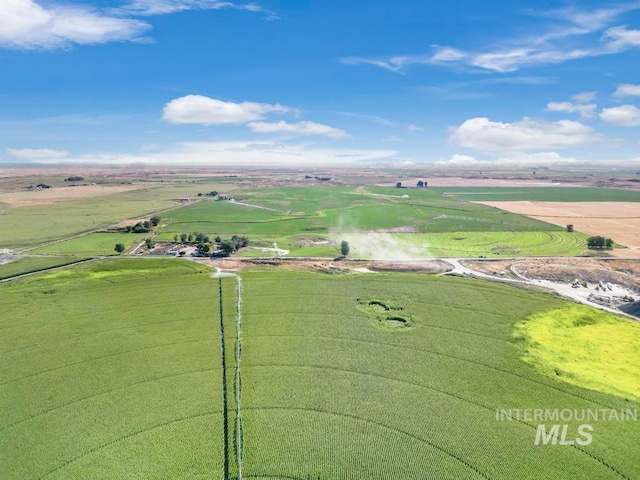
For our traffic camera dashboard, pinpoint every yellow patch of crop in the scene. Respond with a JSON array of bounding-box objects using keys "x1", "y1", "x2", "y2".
[
  {"x1": 515, "y1": 305, "x2": 640, "y2": 401},
  {"x1": 87, "y1": 269, "x2": 157, "y2": 279},
  {"x1": 38, "y1": 270, "x2": 73, "y2": 280}
]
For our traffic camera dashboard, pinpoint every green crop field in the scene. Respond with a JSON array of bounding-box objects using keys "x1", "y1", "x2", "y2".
[
  {"x1": 2, "y1": 259, "x2": 638, "y2": 479},
  {"x1": 431, "y1": 187, "x2": 640, "y2": 202},
  {"x1": 163, "y1": 186, "x2": 561, "y2": 236},
  {"x1": 0, "y1": 256, "x2": 89, "y2": 280},
  {"x1": 341, "y1": 231, "x2": 590, "y2": 258},
  {"x1": 238, "y1": 271, "x2": 639, "y2": 479},
  {"x1": 0, "y1": 259, "x2": 226, "y2": 479},
  {"x1": 30, "y1": 233, "x2": 146, "y2": 256},
  {"x1": 236, "y1": 231, "x2": 590, "y2": 259}
]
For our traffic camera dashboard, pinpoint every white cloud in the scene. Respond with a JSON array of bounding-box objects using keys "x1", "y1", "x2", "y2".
[
  {"x1": 382, "y1": 135, "x2": 402, "y2": 142},
  {"x1": 613, "y1": 83, "x2": 640, "y2": 97},
  {"x1": 436, "y1": 154, "x2": 480, "y2": 165},
  {"x1": 572, "y1": 91, "x2": 597, "y2": 103},
  {"x1": 408, "y1": 124, "x2": 424, "y2": 132},
  {"x1": 602, "y1": 25, "x2": 640, "y2": 50},
  {"x1": 0, "y1": 0, "x2": 275, "y2": 50},
  {"x1": 117, "y1": 0, "x2": 273, "y2": 17},
  {"x1": 600, "y1": 104, "x2": 640, "y2": 126},
  {"x1": 436, "y1": 151, "x2": 580, "y2": 166},
  {"x1": 450, "y1": 117, "x2": 597, "y2": 152},
  {"x1": 247, "y1": 120, "x2": 348, "y2": 138},
  {"x1": 162, "y1": 95, "x2": 289, "y2": 125},
  {"x1": 7, "y1": 147, "x2": 69, "y2": 159},
  {"x1": 546, "y1": 101, "x2": 597, "y2": 118},
  {"x1": 33, "y1": 141, "x2": 396, "y2": 166},
  {"x1": 342, "y1": 4, "x2": 640, "y2": 73},
  {"x1": 0, "y1": 0, "x2": 150, "y2": 50}
]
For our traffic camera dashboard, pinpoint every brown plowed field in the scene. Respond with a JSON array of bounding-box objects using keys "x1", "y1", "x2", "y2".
[{"x1": 478, "y1": 201, "x2": 640, "y2": 257}]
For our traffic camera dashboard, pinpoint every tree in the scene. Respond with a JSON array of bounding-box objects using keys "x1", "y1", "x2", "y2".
[
  {"x1": 231, "y1": 235, "x2": 249, "y2": 249},
  {"x1": 187, "y1": 233, "x2": 194, "y2": 243},
  {"x1": 145, "y1": 238, "x2": 155, "y2": 249},
  {"x1": 587, "y1": 236, "x2": 609, "y2": 249},
  {"x1": 114, "y1": 243, "x2": 125, "y2": 254},
  {"x1": 396, "y1": 182, "x2": 402, "y2": 188},
  {"x1": 150, "y1": 216, "x2": 161, "y2": 227},
  {"x1": 567, "y1": 224, "x2": 574, "y2": 232},
  {"x1": 198, "y1": 243, "x2": 211, "y2": 255},
  {"x1": 173, "y1": 234, "x2": 179, "y2": 242},
  {"x1": 341, "y1": 240, "x2": 350, "y2": 257},
  {"x1": 219, "y1": 241, "x2": 235, "y2": 256},
  {"x1": 605, "y1": 238, "x2": 614, "y2": 248},
  {"x1": 132, "y1": 222, "x2": 150, "y2": 233},
  {"x1": 180, "y1": 233, "x2": 188, "y2": 243},
  {"x1": 214, "y1": 236, "x2": 222, "y2": 243},
  {"x1": 417, "y1": 180, "x2": 424, "y2": 188}
]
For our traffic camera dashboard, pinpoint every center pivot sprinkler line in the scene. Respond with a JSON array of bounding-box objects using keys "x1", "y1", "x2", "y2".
[
  {"x1": 234, "y1": 276, "x2": 244, "y2": 480},
  {"x1": 217, "y1": 278, "x2": 230, "y2": 480},
  {"x1": 216, "y1": 273, "x2": 244, "y2": 480}
]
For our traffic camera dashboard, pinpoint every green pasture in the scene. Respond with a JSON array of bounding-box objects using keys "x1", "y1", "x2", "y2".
[
  {"x1": 30, "y1": 233, "x2": 146, "y2": 256},
  {"x1": 2, "y1": 260, "x2": 638, "y2": 478},
  {"x1": 431, "y1": 186, "x2": 640, "y2": 202}
]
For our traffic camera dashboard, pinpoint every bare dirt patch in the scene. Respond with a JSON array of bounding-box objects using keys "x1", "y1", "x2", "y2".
[
  {"x1": 0, "y1": 185, "x2": 150, "y2": 207},
  {"x1": 477, "y1": 201, "x2": 640, "y2": 257},
  {"x1": 463, "y1": 258, "x2": 640, "y2": 291},
  {"x1": 194, "y1": 257, "x2": 449, "y2": 275}
]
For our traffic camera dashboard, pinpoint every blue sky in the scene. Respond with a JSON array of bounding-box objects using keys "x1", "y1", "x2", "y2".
[{"x1": 1, "y1": 0, "x2": 640, "y2": 167}]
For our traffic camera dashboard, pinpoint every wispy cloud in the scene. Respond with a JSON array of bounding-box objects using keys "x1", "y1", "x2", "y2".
[
  {"x1": 342, "y1": 3, "x2": 640, "y2": 73},
  {"x1": 572, "y1": 91, "x2": 598, "y2": 103},
  {"x1": 247, "y1": 120, "x2": 348, "y2": 138},
  {"x1": 6, "y1": 147, "x2": 69, "y2": 159},
  {"x1": 436, "y1": 151, "x2": 582, "y2": 167},
  {"x1": 31, "y1": 141, "x2": 396, "y2": 166},
  {"x1": 115, "y1": 0, "x2": 277, "y2": 19},
  {"x1": 546, "y1": 101, "x2": 597, "y2": 119},
  {"x1": 333, "y1": 111, "x2": 393, "y2": 126},
  {"x1": 417, "y1": 76, "x2": 555, "y2": 100}
]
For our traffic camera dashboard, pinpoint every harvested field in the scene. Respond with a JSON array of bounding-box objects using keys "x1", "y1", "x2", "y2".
[
  {"x1": 0, "y1": 185, "x2": 150, "y2": 207},
  {"x1": 477, "y1": 201, "x2": 640, "y2": 256}
]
